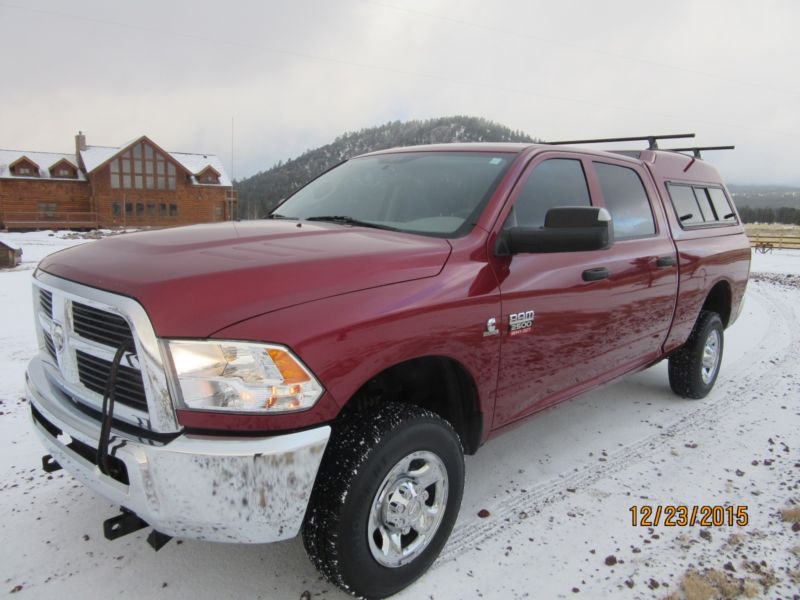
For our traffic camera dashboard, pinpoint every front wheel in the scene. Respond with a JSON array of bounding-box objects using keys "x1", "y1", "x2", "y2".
[
  {"x1": 668, "y1": 310, "x2": 724, "y2": 399},
  {"x1": 303, "y1": 403, "x2": 464, "y2": 599}
]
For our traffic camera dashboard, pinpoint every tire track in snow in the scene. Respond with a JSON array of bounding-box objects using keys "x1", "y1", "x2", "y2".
[{"x1": 437, "y1": 281, "x2": 799, "y2": 564}]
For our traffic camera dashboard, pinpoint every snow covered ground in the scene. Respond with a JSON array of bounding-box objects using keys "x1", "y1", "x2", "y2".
[{"x1": 1, "y1": 233, "x2": 798, "y2": 599}]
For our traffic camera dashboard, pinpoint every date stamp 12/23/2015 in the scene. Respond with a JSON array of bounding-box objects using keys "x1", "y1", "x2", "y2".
[{"x1": 630, "y1": 505, "x2": 749, "y2": 527}]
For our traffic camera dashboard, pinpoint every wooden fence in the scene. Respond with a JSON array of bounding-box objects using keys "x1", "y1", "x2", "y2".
[{"x1": 746, "y1": 227, "x2": 800, "y2": 251}]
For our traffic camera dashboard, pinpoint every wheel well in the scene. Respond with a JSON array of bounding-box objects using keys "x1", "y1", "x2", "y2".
[
  {"x1": 702, "y1": 281, "x2": 732, "y2": 327},
  {"x1": 339, "y1": 356, "x2": 483, "y2": 455}
]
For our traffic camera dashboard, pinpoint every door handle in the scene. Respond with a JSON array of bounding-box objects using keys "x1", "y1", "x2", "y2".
[
  {"x1": 582, "y1": 267, "x2": 610, "y2": 282},
  {"x1": 656, "y1": 255, "x2": 677, "y2": 268}
]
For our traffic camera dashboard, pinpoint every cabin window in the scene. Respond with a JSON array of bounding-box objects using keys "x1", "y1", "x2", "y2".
[
  {"x1": 198, "y1": 170, "x2": 220, "y2": 184},
  {"x1": 51, "y1": 164, "x2": 76, "y2": 178},
  {"x1": 111, "y1": 141, "x2": 177, "y2": 190},
  {"x1": 37, "y1": 203, "x2": 57, "y2": 217}
]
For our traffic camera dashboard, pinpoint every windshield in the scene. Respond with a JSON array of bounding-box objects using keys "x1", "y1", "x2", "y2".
[{"x1": 273, "y1": 152, "x2": 514, "y2": 238}]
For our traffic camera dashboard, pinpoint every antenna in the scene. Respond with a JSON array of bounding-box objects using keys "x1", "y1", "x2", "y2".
[
  {"x1": 662, "y1": 145, "x2": 735, "y2": 158},
  {"x1": 545, "y1": 133, "x2": 695, "y2": 150}
]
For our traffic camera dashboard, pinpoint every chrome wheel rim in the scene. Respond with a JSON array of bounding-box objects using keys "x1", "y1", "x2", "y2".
[
  {"x1": 701, "y1": 329, "x2": 721, "y2": 384},
  {"x1": 367, "y1": 450, "x2": 448, "y2": 568}
]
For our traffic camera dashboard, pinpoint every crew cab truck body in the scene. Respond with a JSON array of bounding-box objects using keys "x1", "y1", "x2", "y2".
[{"x1": 26, "y1": 142, "x2": 750, "y2": 598}]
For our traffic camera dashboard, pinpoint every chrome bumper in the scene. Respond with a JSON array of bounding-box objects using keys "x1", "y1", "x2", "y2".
[{"x1": 26, "y1": 355, "x2": 330, "y2": 544}]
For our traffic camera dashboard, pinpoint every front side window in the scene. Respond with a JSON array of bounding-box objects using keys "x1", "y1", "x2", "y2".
[
  {"x1": 275, "y1": 152, "x2": 514, "y2": 238},
  {"x1": 594, "y1": 163, "x2": 655, "y2": 239},
  {"x1": 505, "y1": 158, "x2": 591, "y2": 229}
]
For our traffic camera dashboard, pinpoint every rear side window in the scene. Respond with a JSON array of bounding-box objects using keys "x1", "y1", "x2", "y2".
[
  {"x1": 594, "y1": 163, "x2": 655, "y2": 239},
  {"x1": 507, "y1": 159, "x2": 591, "y2": 229},
  {"x1": 667, "y1": 183, "x2": 737, "y2": 227}
]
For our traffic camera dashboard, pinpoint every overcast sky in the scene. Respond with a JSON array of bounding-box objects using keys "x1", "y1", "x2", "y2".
[{"x1": 1, "y1": 0, "x2": 798, "y2": 185}]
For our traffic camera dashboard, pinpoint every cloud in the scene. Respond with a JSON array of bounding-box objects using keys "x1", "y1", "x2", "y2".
[{"x1": 1, "y1": 0, "x2": 798, "y2": 184}]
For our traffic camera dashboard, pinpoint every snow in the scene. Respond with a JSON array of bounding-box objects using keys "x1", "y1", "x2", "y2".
[
  {"x1": 78, "y1": 145, "x2": 119, "y2": 173},
  {"x1": 750, "y1": 247, "x2": 800, "y2": 275},
  {"x1": 2, "y1": 142, "x2": 231, "y2": 187},
  {"x1": 170, "y1": 152, "x2": 232, "y2": 187},
  {"x1": 0, "y1": 235, "x2": 798, "y2": 598},
  {"x1": 0, "y1": 149, "x2": 86, "y2": 181},
  {"x1": 81, "y1": 144, "x2": 232, "y2": 186}
]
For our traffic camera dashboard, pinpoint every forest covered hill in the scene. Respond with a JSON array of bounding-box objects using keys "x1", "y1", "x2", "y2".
[{"x1": 234, "y1": 116, "x2": 536, "y2": 217}]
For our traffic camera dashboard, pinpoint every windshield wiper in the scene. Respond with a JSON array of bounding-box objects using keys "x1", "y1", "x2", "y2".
[
  {"x1": 305, "y1": 215, "x2": 400, "y2": 231},
  {"x1": 265, "y1": 213, "x2": 297, "y2": 220}
]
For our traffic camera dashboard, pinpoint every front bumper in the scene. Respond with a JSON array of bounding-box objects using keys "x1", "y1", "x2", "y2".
[{"x1": 26, "y1": 355, "x2": 331, "y2": 543}]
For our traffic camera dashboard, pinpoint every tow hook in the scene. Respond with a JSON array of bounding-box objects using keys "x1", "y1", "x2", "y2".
[
  {"x1": 41, "y1": 454, "x2": 62, "y2": 473},
  {"x1": 103, "y1": 509, "x2": 173, "y2": 551}
]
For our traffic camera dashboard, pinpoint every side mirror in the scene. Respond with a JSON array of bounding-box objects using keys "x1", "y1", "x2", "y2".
[{"x1": 497, "y1": 206, "x2": 614, "y2": 255}]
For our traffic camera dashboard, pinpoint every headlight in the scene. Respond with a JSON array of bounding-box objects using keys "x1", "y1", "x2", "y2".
[{"x1": 165, "y1": 340, "x2": 323, "y2": 413}]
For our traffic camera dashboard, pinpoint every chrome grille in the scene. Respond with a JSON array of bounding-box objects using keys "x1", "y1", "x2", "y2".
[
  {"x1": 75, "y1": 350, "x2": 148, "y2": 411},
  {"x1": 43, "y1": 332, "x2": 57, "y2": 360},
  {"x1": 33, "y1": 272, "x2": 178, "y2": 433},
  {"x1": 73, "y1": 302, "x2": 134, "y2": 347},
  {"x1": 39, "y1": 289, "x2": 53, "y2": 317}
]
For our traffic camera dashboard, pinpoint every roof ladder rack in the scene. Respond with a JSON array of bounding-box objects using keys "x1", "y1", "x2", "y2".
[
  {"x1": 545, "y1": 133, "x2": 695, "y2": 150},
  {"x1": 662, "y1": 145, "x2": 735, "y2": 158}
]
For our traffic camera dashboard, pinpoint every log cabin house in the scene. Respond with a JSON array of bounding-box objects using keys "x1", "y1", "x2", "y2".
[{"x1": 0, "y1": 133, "x2": 235, "y2": 230}]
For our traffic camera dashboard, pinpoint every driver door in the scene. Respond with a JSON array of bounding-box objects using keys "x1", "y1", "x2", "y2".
[{"x1": 489, "y1": 152, "x2": 668, "y2": 429}]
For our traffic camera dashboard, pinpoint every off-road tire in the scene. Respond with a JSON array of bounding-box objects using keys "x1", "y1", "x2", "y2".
[
  {"x1": 302, "y1": 403, "x2": 465, "y2": 599},
  {"x1": 668, "y1": 310, "x2": 724, "y2": 399}
]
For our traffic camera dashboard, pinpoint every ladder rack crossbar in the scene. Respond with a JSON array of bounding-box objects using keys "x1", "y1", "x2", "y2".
[{"x1": 545, "y1": 133, "x2": 695, "y2": 150}]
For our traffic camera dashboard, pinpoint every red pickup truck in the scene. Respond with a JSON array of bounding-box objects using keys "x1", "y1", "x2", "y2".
[{"x1": 27, "y1": 138, "x2": 750, "y2": 598}]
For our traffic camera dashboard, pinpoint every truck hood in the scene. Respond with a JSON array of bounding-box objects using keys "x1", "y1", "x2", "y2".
[{"x1": 39, "y1": 220, "x2": 452, "y2": 337}]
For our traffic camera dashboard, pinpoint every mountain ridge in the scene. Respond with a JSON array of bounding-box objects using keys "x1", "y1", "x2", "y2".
[{"x1": 235, "y1": 116, "x2": 537, "y2": 217}]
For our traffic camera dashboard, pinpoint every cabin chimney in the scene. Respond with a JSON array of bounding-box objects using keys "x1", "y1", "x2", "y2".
[{"x1": 75, "y1": 131, "x2": 87, "y2": 154}]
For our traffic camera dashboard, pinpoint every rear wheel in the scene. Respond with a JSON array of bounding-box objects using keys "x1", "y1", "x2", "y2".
[
  {"x1": 303, "y1": 403, "x2": 464, "y2": 599},
  {"x1": 668, "y1": 310, "x2": 724, "y2": 399}
]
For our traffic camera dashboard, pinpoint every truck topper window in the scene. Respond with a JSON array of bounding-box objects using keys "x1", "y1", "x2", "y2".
[{"x1": 667, "y1": 183, "x2": 737, "y2": 228}]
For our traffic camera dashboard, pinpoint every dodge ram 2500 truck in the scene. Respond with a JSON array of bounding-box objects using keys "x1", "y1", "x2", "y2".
[{"x1": 26, "y1": 136, "x2": 750, "y2": 598}]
